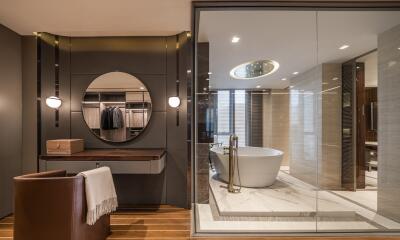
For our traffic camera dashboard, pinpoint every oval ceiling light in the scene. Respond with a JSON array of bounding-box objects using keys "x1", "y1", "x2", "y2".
[
  {"x1": 230, "y1": 60, "x2": 279, "y2": 80},
  {"x1": 46, "y1": 96, "x2": 62, "y2": 109}
]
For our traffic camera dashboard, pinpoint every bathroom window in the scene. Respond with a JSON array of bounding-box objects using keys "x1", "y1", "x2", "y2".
[
  {"x1": 234, "y1": 90, "x2": 246, "y2": 146},
  {"x1": 215, "y1": 90, "x2": 247, "y2": 146}
]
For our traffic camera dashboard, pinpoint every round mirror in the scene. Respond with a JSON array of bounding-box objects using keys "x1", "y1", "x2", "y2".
[{"x1": 82, "y1": 72, "x2": 152, "y2": 142}]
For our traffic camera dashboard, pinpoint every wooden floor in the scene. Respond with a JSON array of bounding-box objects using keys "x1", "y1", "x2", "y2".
[{"x1": 1, "y1": 205, "x2": 400, "y2": 240}]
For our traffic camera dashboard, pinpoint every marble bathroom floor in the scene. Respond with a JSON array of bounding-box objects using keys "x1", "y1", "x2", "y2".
[
  {"x1": 210, "y1": 170, "x2": 355, "y2": 217},
  {"x1": 197, "y1": 168, "x2": 400, "y2": 232}
]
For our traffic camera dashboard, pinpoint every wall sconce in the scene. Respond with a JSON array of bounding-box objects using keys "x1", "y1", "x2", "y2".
[
  {"x1": 168, "y1": 96, "x2": 181, "y2": 108},
  {"x1": 46, "y1": 96, "x2": 62, "y2": 109}
]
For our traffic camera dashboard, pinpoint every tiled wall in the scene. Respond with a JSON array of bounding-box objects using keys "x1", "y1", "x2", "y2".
[
  {"x1": 263, "y1": 89, "x2": 290, "y2": 166},
  {"x1": 377, "y1": 24, "x2": 400, "y2": 222},
  {"x1": 289, "y1": 65, "x2": 321, "y2": 186},
  {"x1": 321, "y1": 64, "x2": 342, "y2": 190},
  {"x1": 289, "y1": 64, "x2": 342, "y2": 189}
]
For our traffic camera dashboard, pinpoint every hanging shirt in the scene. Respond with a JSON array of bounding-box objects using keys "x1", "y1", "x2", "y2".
[{"x1": 112, "y1": 107, "x2": 124, "y2": 129}]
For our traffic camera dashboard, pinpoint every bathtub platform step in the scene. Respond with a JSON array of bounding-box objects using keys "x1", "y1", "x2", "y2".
[
  {"x1": 196, "y1": 204, "x2": 382, "y2": 233},
  {"x1": 209, "y1": 170, "x2": 357, "y2": 218}
]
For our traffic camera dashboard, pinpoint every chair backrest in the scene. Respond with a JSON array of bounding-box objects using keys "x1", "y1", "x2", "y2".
[
  {"x1": 14, "y1": 169, "x2": 67, "y2": 179},
  {"x1": 14, "y1": 170, "x2": 85, "y2": 240},
  {"x1": 13, "y1": 169, "x2": 110, "y2": 240}
]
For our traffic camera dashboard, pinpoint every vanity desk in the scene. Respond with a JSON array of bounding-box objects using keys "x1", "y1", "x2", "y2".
[{"x1": 40, "y1": 149, "x2": 166, "y2": 174}]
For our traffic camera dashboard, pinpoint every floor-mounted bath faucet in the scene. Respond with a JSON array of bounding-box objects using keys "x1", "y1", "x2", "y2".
[{"x1": 228, "y1": 134, "x2": 240, "y2": 193}]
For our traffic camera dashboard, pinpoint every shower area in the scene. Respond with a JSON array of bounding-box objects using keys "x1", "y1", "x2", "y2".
[{"x1": 192, "y1": 5, "x2": 400, "y2": 234}]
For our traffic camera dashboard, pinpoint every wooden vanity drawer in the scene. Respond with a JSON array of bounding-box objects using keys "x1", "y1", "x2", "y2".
[
  {"x1": 45, "y1": 160, "x2": 96, "y2": 173},
  {"x1": 99, "y1": 161, "x2": 150, "y2": 174}
]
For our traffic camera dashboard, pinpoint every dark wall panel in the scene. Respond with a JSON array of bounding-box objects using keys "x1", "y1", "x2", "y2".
[
  {"x1": 342, "y1": 61, "x2": 355, "y2": 190},
  {"x1": 0, "y1": 24, "x2": 22, "y2": 218},
  {"x1": 113, "y1": 173, "x2": 166, "y2": 206},
  {"x1": 166, "y1": 33, "x2": 190, "y2": 208},
  {"x1": 248, "y1": 92, "x2": 263, "y2": 147},
  {"x1": 22, "y1": 36, "x2": 38, "y2": 174},
  {"x1": 40, "y1": 33, "x2": 71, "y2": 153},
  {"x1": 40, "y1": 33, "x2": 190, "y2": 208},
  {"x1": 71, "y1": 37, "x2": 166, "y2": 75}
]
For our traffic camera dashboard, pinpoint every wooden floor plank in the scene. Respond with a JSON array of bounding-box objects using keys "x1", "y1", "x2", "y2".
[
  {"x1": 109, "y1": 230, "x2": 190, "y2": 238},
  {"x1": 111, "y1": 218, "x2": 190, "y2": 225},
  {"x1": 0, "y1": 230, "x2": 12, "y2": 238},
  {"x1": 111, "y1": 213, "x2": 190, "y2": 219},
  {"x1": 111, "y1": 224, "x2": 190, "y2": 231},
  {"x1": 2, "y1": 205, "x2": 400, "y2": 240},
  {"x1": 0, "y1": 225, "x2": 13, "y2": 231}
]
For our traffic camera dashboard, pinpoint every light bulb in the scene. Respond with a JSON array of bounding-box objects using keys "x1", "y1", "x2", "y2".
[
  {"x1": 168, "y1": 97, "x2": 181, "y2": 108},
  {"x1": 46, "y1": 96, "x2": 62, "y2": 109}
]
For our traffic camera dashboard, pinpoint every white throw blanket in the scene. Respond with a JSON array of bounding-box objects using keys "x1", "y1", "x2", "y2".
[{"x1": 78, "y1": 166, "x2": 118, "y2": 225}]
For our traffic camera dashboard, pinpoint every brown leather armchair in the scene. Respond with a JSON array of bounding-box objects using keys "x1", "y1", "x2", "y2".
[{"x1": 14, "y1": 170, "x2": 110, "y2": 240}]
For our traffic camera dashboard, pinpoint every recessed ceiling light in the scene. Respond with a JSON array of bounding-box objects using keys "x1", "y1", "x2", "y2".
[
  {"x1": 140, "y1": 87, "x2": 145, "y2": 90},
  {"x1": 230, "y1": 59, "x2": 279, "y2": 80},
  {"x1": 208, "y1": 72, "x2": 212, "y2": 75},
  {"x1": 281, "y1": 78, "x2": 287, "y2": 81},
  {"x1": 293, "y1": 72, "x2": 299, "y2": 75},
  {"x1": 339, "y1": 45, "x2": 350, "y2": 50},
  {"x1": 232, "y1": 36, "x2": 240, "y2": 43},
  {"x1": 398, "y1": 47, "x2": 400, "y2": 50},
  {"x1": 256, "y1": 85, "x2": 261, "y2": 88},
  {"x1": 206, "y1": 78, "x2": 210, "y2": 81}
]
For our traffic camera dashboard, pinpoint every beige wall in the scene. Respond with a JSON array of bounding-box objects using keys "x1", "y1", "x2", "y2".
[
  {"x1": 289, "y1": 63, "x2": 342, "y2": 189},
  {"x1": 377, "y1": 24, "x2": 400, "y2": 222},
  {"x1": 263, "y1": 89, "x2": 290, "y2": 166}
]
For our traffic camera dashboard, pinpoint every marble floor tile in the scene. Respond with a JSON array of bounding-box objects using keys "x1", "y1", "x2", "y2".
[
  {"x1": 204, "y1": 168, "x2": 400, "y2": 232},
  {"x1": 210, "y1": 170, "x2": 355, "y2": 217}
]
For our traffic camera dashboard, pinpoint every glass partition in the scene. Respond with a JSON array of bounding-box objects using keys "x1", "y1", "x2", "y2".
[
  {"x1": 194, "y1": 10, "x2": 319, "y2": 233},
  {"x1": 193, "y1": 6, "x2": 400, "y2": 235},
  {"x1": 316, "y1": 10, "x2": 400, "y2": 232}
]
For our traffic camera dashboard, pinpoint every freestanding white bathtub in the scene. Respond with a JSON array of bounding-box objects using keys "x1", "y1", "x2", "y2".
[{"x1": 210, "y1": 146, "x2": 283, "y2": 187}]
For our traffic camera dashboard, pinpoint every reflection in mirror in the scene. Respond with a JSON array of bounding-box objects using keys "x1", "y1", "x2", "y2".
[{"x1": 82, "y1": 72, "x2": 152, "y2": 142}]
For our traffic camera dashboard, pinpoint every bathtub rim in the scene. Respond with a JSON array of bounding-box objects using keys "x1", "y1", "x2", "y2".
[{"x1": 209, "y1": 146, "x2": 284, "y2": 157}]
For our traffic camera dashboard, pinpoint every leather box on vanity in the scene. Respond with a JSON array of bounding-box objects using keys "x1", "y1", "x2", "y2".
[{"x1": 46, "y1": 139, "x2": 84, "y2": 155}]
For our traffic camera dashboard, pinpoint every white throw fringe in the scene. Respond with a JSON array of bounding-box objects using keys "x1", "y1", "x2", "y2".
[{"x1": 87, "y1": 197, "x2": 118, "y2": 225}]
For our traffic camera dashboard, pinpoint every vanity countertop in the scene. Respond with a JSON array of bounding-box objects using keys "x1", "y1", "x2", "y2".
[{"x1": 40, "y1": 148, "x2": 166, "y2": 161}]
